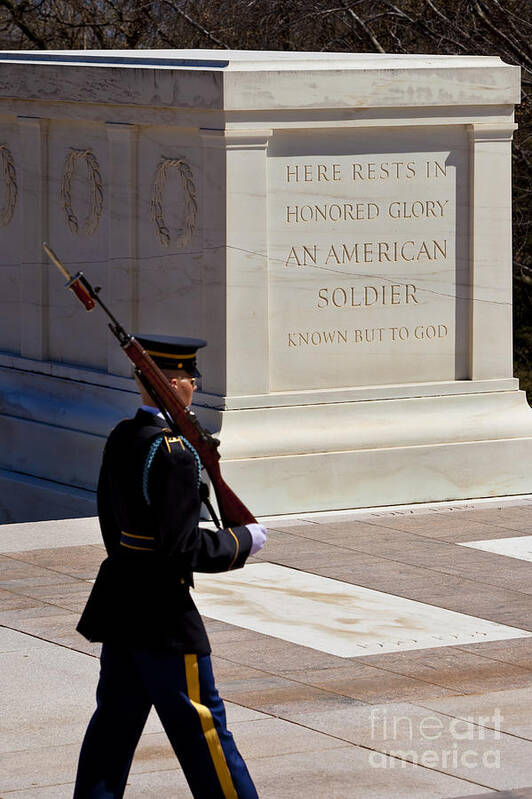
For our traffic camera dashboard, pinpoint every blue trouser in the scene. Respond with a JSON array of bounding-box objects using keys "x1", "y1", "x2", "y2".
[{"x1": 73, "y1": 644, "x2": 258, "y2": 799}]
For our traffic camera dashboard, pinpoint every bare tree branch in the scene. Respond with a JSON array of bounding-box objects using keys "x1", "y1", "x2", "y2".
[
  {"x1": 474, "y1": 0, "x2": 532, "y2": 70},
  {"x1": 0, "y1": 0, "x2": 48, "y2": 48},
  {"x1": 491, "y1": 0, "x2": 532, "y2": 32},
  {"x1": 159, "y1": 0, "x2": 229, "y2": 48},
  {"x1": 339, "y1": 0, "x2": 385, "y2": 52}
]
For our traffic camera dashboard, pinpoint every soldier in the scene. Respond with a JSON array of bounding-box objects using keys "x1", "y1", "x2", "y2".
[{"x1": 73, "y1": 334, "x2": 266, "y2": 799}]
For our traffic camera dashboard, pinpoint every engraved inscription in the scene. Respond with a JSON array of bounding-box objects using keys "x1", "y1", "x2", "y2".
[
  {"x1": 316, "y1": 284, "x2": 419, "y2": 309},
  {"x1": 284, "y1": 159, "x2": 446, "y2": 183},
  {"x1": 285, "y1": 199, "x2": 449, "y2": 224},
  {"x1": 285, "y1": 239, "x2": 447, "y2": 267},
  {"x1": 288, "y1": 324, "x2": 449, "y2": 347},
  {"x1": 268, "y1": 132, "x2": 465, "y2": 391}
]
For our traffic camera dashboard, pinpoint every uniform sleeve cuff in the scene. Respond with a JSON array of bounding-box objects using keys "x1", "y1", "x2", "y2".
[{"x1": 227, "y1": 525, "x2": 252, "y2": 570}]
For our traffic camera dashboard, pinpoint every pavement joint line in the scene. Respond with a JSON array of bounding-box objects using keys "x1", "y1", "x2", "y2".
[
  {"x1": 1, "y1": 781, "x2": 77, "y2": 795},
  {"x1": 465, "y1": 522, "x2": 532, "y2": 535},
  {"x1": 345, "y1": 516, "x2": 532, "y2": 538},
  {"x1": 275, "y1": 656, "x2": 520, "y2": 703},
  {"x1": 262, "y1": 557, "x2": 532, "y2": 627},
  {"x1": 4, "y1": 611, "x2": 531, "y2": 719},
  {"x1": 6, "y1": 535, "x2": 532, "y2": 618},
  {"x1": 0, "y1": 721, "x2": 270, "y2": 759},
  {"x1": 212, "y1": 650, "x2": 467, "y2": 708},
  {"x1": 184, "y1": 673, "x2": 502, "y2": 790},
  {"x1": 268, "y1": 521, "x2": 532, "y2": 549},
  {"x1": 242, "y1": 742, "x2": 357, "y2": 761},
  {"x1": 259, "y1": 494, "x2": 532, "y2": 524},
  {"x1": 458, "y1": 536, "x2": 532, "y2": 562},
  {"x1": 363, "y1": 521, "x2": 532, "y2": 542},
  {"x1": 268, "y1": 519, "x2": 532, "y2": 555},
  {"x1": 0, "y1": 585, "x2": 90, "y2": 616},
  {"x1": 212, "y1": 652, "x2": 369, "y2": 699},
  {"x1": 237, "y1": 644, "x2": 532, "y2": 705},
  {"x1": 2, "y1": 626, "x2": 530, "y2": 792},
  {"x1": 264, "y1": 539, "x2": 532, "y2": 604},
  {"x1": 0, "y1": 623, "x2": 98, "y2": 658},
  {"x1": 0, "y1": 694, "x2": 520, "y2": 796},
  {"x1": 452, "y1": 645, "x2": 532, "y2": 673},
  {"x1": 0, "y1": 551, "x2": 98, "y2": 584},
  {"x1": 3, "y1": 728, "x2": 358, "y2": 767},
  {"x1": 406, "y1": 701, "x2": 532, "y2": 745},
  {"x1": 250, "y1": 711, "x2": 501, "y2": 792},
  {"x1": 4, "y1": 555, "x2": 532, "y2": 670},
  {"x1": 267, "y1": 520, "x2": 524, "y2": 554},
  {"x1": 215, "y1": 636, "x2": 478, "y2": 697},
  {"x1": 0, "y1": 626, "x2": 288, "y2": 725},
  {"x1": 3, "y1": 514, "x2": 532, "y2": 796}
]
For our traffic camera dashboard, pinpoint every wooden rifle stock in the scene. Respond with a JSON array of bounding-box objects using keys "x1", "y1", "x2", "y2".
[{"x1": 42, "y1": 242, "x2": 257, "y2": 529}]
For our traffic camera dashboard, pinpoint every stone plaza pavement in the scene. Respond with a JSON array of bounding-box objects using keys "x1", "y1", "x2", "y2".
[{"x1": 2, "y1": 497, "x2": 532, "y2": 798}]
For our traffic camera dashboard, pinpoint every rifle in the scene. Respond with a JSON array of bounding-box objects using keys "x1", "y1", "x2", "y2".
[{"x1": 42, "y1": 243, "x2": 256, "y2": 528}]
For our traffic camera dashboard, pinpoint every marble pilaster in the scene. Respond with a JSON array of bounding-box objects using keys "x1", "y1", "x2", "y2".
[
  {"x1": 18, "y1": 115, "x2": 49, "y2": 361},
  {"x1": 468, "y1": 123, "x2": 517, "y2": 380},
  {"x1": 105, "y1": 121, "x2": 138, "y2": 377}
]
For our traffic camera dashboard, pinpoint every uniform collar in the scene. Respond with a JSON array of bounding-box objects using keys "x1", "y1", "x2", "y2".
[
  {"x1": 135, "y1": 407, "x2": 168, "y2": 428},
  {"x1": 140, "y1": 404, "x2": 166, "y2": 420}
]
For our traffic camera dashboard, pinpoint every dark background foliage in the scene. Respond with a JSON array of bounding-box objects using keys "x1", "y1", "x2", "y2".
[{"x1": 0, "y1": 0, "x2": 530, "y2": 395}]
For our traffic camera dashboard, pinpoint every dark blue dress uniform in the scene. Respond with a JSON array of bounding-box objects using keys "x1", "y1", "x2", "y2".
[{"x1": 73, "y1": 406, "x2": 259, "y2": 798}]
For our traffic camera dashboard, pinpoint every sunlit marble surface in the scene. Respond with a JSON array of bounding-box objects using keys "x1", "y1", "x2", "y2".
[
  {"x1": 459, "y1": 535, "x2": 532, "y2": 563},
  {"x1": 193, "y1": 563, "x2": 532, "y2": 658}
]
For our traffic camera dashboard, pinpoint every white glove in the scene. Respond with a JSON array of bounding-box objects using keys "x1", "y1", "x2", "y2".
[{"x1": 246, "y1": 523, "x2": 267, "y2": 555}]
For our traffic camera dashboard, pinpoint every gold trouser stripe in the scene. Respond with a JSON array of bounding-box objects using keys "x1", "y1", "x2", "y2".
[
  {"x1": 184, "y1": 654, "x2": 238, "y2": 799},
  {"x1": 227, "y1": 528, "x2": 239, "y2": 570}
]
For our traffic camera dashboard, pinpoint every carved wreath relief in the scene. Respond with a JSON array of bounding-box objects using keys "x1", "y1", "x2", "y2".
[
  {"x1": 0, "y1": 143, "x2": 197, "y2": 243},
  {"x1": 0, "y1": 144, "x2": 17, "y2": 227},
  {"x1": 60, "y1": 148, "x2": 103, "y2": 236},
  {"x1": 151, "y1": 157, "x2": 197, "y2": 248}
]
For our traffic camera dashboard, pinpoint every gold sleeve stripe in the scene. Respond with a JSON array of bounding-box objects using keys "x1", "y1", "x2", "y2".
[
  {"x1": 227, "y1": 528, "x2": 239, "y2": 570},
  {"x1": 120, "y1": 541, "x2": 155, "y2": 551},
  {"x1": 184, "y1": 654, "x2": 238, "y2": 799},
  {"x1": 121, "y1": 532, "x2": 155, "y2": 540}
]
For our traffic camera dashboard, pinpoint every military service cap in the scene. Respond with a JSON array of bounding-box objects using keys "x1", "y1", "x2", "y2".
[{"x1": 135, "y1": 334, "x2": 206, "y2": 376}]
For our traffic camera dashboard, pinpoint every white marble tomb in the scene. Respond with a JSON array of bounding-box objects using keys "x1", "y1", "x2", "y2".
[{"x1": 0, "y1": 49, "x2": 530, "y2": 521}]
